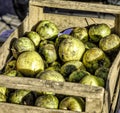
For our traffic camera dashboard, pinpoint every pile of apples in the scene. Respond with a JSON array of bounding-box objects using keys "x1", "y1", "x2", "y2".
[{"x1": 0, "y1": 19, "x2": 119, "y2": 112}]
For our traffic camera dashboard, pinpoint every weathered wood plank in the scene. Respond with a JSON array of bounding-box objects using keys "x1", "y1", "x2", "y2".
[
  {"x1": 115, "y1": 14, "x2": 120, "y2": 36},
  {"x1": 28, "y1": 5, "x2": 44, "y2": 31},
  {"x1": 102, "y1": 91, "x2": 109, "y2": 113},
  {"x1": 44, "y1": 13, "x2": 114, "y2": 31},
  {"x1": 30, "y1": 0, "x2": 120, "y2": 14},
  {"x1": 110, "y1": 77, "x2": 120, "y2": 113},
  {"x1": 0, "y1": 103, "x2": 91, "y2": 113},
  {"x1": 106, "y1": 51, "x2": 120, "y2": 102},
  {"x1": 0, "y1": 75, "x2": 104, "y2": 99},
  {"x1": 114, "y1": 92, "x2": 120, "y2": 113},
  {"x1": 86, "y1": 98, "x2": 103, "y2": 113},
  {"x1": 105, "y1": 51, "x2": 120, "y2": 112}
]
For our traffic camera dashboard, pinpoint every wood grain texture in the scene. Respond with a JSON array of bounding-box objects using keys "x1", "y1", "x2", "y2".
[
  {"x1": 86, "y1": 98, "x2": 103, "y2": 113},
  {"x1": 30, "y1": 0, "x2": 120, "y2": 14},
  {"x1": 0, "y1": 76, "x2": 104, "y2": 99},
  {"x1": 102, "y1": 91, "x2": 109, "y2": 113},
  {"x1": 28, "y1": 5, "x2": 44, "y2": 31},
  {"x1": 105, "y1": 51, "x2": 120, "y2": 113},
  {"x1": 0, "y1": 103, "x2": 88, "y2": 113},
  {"x1": 106, "y1": 51, "x2": 120, "y2": 102},
  {"x1": 0, "y1": 75, "x2": 104, "y2": 112},
  {"x1": 115, "y1": 14, "x2": 120, "y2": 36},
  {"x1": 44, "y1": 13, "x2": 114, "y2": 32},
  {"x1": 110, "y1": 76, "x2": 120, "y2": 113}
]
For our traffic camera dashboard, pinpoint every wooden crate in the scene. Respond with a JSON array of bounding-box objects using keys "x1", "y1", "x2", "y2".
[{"x1": 0, "y1": 0, "x2": 120, "y2": 113}]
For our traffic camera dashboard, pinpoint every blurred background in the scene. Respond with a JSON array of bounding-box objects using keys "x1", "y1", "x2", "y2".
[{"x1": 0, "y1": 0, "x2": 28, "y2": 42}]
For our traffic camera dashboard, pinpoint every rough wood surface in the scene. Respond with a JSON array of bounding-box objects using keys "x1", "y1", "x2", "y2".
[
  {"x1": 102, "y1": 91, "x2": 109, "y2": 113},
  {"x1": 114, "y1": 92, "x2": 120, "y2": 113},
  {"x1": 115, "y1": 14, "x2": 120, "y2": 35},
  {"x1": 0, "y1": 103, "x2": 90, "y2": 113},
  {"x1": 28, "y1": 5, "x2": 44, "y2": 31},
  {"x1": 106, "y1": 51, "x2": 120, "y2": 106},
  {"x1": 0, "y1": 75, "x2": 104, "y2": 112},
  {"x1": 110, "y1": 77, "x2": 120, "y2": 113},
  {"x1": 44, "y1": 13, "x2": 114, "y2": 32},
  {"x1": 0, "y1": 76, "x2": 104, "y2": 99},
  {"x1": 86, "y1": 98, "x2": 103, "y2": 113},
  {"x1": 30, "y1": 0, "x2": 120, "y2": 14}
]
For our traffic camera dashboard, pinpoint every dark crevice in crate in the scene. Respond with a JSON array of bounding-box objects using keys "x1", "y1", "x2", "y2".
[
  {"x1": 43, "y1": 7, "x2": 115, "y2": 20},
  {"x1": 4, "y1": 88, "x2": 86, "y2": 112}
]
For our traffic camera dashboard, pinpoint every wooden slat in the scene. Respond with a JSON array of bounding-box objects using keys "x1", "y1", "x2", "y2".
[
  {"x1": 0, "y1": 76, "x2": 104, "y2": 99},
  {"x1": 86, "y1": 98, "x2": 103, "y2": 113},
  {"x1": 110, "y1": 77, "x2": 120, "y2": 113},
  {"x1": 44, "y1": 13, "x2": 114, "y2": 31},
  {"x1": 102, "y1": 91, "x2": 109, "y2": 113},
  {"x1": 30, "y1": 0, "x2": 120, "y2": 14},
  {"x1": 28, "y1": 5, "x2": 44, "y2": 31},
  {"x1": 0, "y1": 103, "x2": 91, "y2": 113},
  {"x1": 105, "y1": 51, "x2": 120, "y2": 112},
  {"x1": 115, "y1": 14, "x2": 120, "y2": 36},
  {"x1": 0, "y1": 74, "x2": 104, "y2": 112},
  {"x1": 106, "y1": 51, "x2": 120, "y2": 102},
  {"x1": 114, "y1": 92, "x2": 120, "y2": 113}
]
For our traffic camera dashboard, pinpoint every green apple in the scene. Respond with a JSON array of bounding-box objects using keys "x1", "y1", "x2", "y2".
[
  {"x1": 0, "y1": 87, "x2": 7, "y2": 95},
  {"x1": 89, "y1": 23, "x2": 111, "y2": 42},
  {"x1": 60, "y1": 60, "x2": 86, "y2": 77},
  {"x1": 39, "y1": 43, "x2": 57, "y2": 64},
  {"x1": 84, "y1": 42, "x2": 97, "y2": 50},
  {"x1": 11, "y1": 37, "x2": 35, "y2": 58},
  {"x1": 21, "y1": 92, "x2": 35, "y2": 105},
  {"x1": 59, "y1": 96, "x2": 85, "y2": 112},
  {"x1": 9, "y1": 90, "x2": 30, "y2": 104},
  {"x1": 99, "y1": 34, "x2": 120, "y2": 53},
  {"x1": 0, "y1": 92, "x2": 6, "y2": 102},
  {"x1": 45, "y1": 61, "x2": 61, "y2": 72},
  {"x1": 80, "y1": 75, "x2": 105, "y2": 87},
  {"x1": 38, "y1": 70, "x2": 65, "y2": 82},
  {"x1": 71, "y1": 27, "x2": 88, "y2": 43},
  {"x1": 95, "y1": 67, "x2": 109, "y2": 81},
  {"x1": 59, "y1": 37, "x2": 85, "y2": 62},
  {"x1": 69, "y1": 70, "x2": 91, "y2": 83},
  {"x1": 4, "y1": 60, "x2": 16, "y2": 72},
  {"x1": 27, "y1": 31, "x2": 41, "y2": 48},
  {"x1": 55, "y1": 34, "x2": 72, "y2": 51},
  {"x1": 35, "y1": 94, "x2": 59, "y2": 109},
  {"x1": 36, "y1": 20, "x2": 58, "y2": 40},
  {"x1": 16, "y1": 51, "x2": 44, "y2": 77},
  {"x1": 83, "y1": 47, "x2": 111, "y2": 73}
]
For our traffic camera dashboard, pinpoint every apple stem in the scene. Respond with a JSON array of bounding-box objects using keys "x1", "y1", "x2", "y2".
[
  {"x1": 85, "y1": 18, "x2": 89, "y2": 26},
  {"x1": 90, "y1": 18, "x2": 97, "y2": 24}
]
